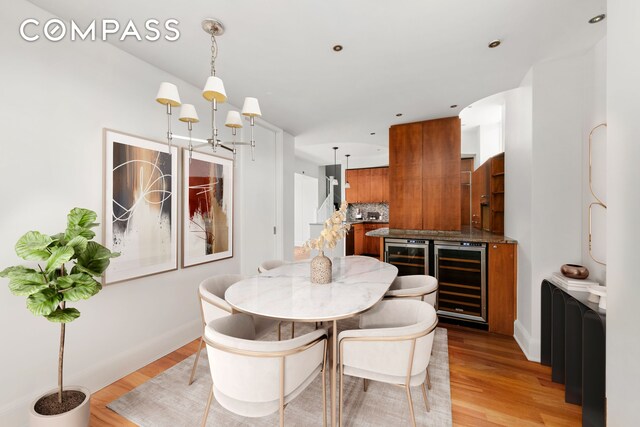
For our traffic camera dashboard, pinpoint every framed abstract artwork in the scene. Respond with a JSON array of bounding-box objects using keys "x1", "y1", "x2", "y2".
[
  {"x1": 103, "y1": 129, "x2": 178, "y2": 283},
  {"x1": 182, "y1": 149, "x2": 234, "y2": 267}
]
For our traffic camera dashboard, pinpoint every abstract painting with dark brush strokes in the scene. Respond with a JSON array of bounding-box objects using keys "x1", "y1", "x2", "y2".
[
  {"x1": 112, "y1": 141, "x2": 173, "y2": 267},
  {"x1": 187, "y1": 158, "x2": 229, "y2": 257}
]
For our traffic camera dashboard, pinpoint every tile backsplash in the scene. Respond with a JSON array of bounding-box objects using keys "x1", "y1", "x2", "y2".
[{"x1": 347, "y1": 203, "x2": 389, "y2": 222}]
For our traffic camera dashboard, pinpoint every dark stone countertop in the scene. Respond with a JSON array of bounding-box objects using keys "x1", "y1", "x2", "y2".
[
  {"x1": 347, "y1": 220, "x2": 390, "y2": 225},
  {"x1": 365, "y1": 226, "x2": 517, "y2": 244}
]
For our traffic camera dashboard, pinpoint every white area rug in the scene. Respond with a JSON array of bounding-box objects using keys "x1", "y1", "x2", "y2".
[{"x1": 108, "y1": 322, "x2": 452, "y2": 426}]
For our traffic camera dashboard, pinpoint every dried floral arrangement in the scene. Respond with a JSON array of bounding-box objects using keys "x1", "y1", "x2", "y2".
[{"x1": 305, "y1": 201, "x2": 350, "y2": 252}]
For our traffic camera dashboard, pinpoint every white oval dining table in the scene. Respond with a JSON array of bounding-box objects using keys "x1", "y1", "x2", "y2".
[{"x1": 225, "y1": 255, "x2": 398, "y2": 427}]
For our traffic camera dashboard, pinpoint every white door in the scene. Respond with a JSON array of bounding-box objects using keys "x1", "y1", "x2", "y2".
[
  {"x1": 294, "y1": 173, "x2": 318, "y2": 246},
  {"x1": 241, "y1": 123, "x2": 277, "y2": 274}
]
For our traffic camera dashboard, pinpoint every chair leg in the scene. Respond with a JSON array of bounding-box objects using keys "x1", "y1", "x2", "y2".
[
  {"x1": 189, "y1": 336, "x2": 204, "y2": 385},
  {"x1": 405, "y1": 385, "x2": 417, "y2": 427},
  {"x1": 338, "y1": 360, "x2": 344, "y2": 427},
  {"x1": 363, "y1": 378, "x2": 368, "y2": 392},
  {"x1": 201, "y1": 385, "x2": 214, "y2": 427},
  {"x1": 278, "y1": 322, "x2": 282, "y2": 341},
  {"x1": 426, "y1": 368, "x2": 432, "y2": 390},
  {"x1": 421, "y1": 382, "x2": 430, "y2": 412},
  {"x1": 291, "y1": 322, "x2": 295, "y2": 339},
  {"x1": 322, "y1": 363, "x2": 327, "y2": 427}
]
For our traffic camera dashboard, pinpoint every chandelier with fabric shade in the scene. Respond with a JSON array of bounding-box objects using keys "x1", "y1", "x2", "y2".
[{"x1": 154, "y1": 18, "x2": 262, "y2": 162}]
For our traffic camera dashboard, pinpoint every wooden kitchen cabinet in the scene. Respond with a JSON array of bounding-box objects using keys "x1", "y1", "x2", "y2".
[
  {"x1": 471, "y1": 153, "x2": 504, "y2": 234},
  {"x1": 380, "y1": 167, "x2": 389, "y2": 202},
  {"x1": 389, "y1": 122, "x2": 423, "y2": 229},
  {"x1": 472, "y1": 162, "x2": 489, "y2": 229},
  {"x1": 350, "y1": 222, "x2": 388, "y2": 257},
  {"x1": 358, "y1": 169, "x2": 372, "y2": 202},
  {"x1": 345, "y1": 169, "x2": 359, "y2": 203},
  {"x1": 389, "y1": 117, "x2": 461, "y2": 231},
  {"x1": 353, "y1": 223, "x2": 365, "y2": 255},
  {"x1": 345, "y1": 167, "x2": 389, "y2": 203},
  {"x1": 488, "y1": 242, "x2": 517, "y2": 335}
]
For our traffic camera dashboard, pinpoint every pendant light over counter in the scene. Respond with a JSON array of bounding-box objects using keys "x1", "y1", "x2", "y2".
[
  {"x1": 344, "y1": 154, "x2": 351, "y2": 189},
  {"x1": 331, "y1": 147, "x2": 339, "y2": 186},
  {"x1": 154, "y1": 18, "x2": 262, "y2": 162}
]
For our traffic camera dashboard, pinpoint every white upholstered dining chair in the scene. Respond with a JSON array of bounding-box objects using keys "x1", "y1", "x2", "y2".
[
  {"x1": 384, "y1": 274, "x2": 438, "y2": 306},
  {"x1": 202, "y1": 313, "x2": 328, "y2": 427},
  {"x1": 189, "y1": 274, "x2": 278, "y2": 385},
  {"x1": 258, "y1": 259, "x2": 285, "y2": 273},
  {"x1": 338, "y1": 299, "x2": 438, "y2": 427}
]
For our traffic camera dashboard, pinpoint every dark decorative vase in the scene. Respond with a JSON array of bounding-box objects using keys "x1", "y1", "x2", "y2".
[{"x1": 561, "y1": 264, "x2": 589, "y2": 280}]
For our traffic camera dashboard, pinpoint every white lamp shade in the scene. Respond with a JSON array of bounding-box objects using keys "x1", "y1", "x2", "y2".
[
  {"x1": 156, "y1": 82, "x2": 181, "y2": 107},
  {"x1": 179, "y1": 104, "x2": 199, "y2": 123},
  {"x1": 202, "y1": 76, "x2": 227, "y2": 103},
  {"x1": 345, "y1": 181, "x2": 351, "y2": 189},
  {"x1": 225, "y1": 111, "x2": 243, "y2": 128},
  {"x1": 241, "y1": 97, "x2": 262, "y2": 117}
]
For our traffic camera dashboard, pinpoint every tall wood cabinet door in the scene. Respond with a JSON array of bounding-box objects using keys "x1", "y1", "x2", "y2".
[
  {"x1": 471, "y1": 163, "x2": 489, "y2": 229},
  {"x1": 369, "y1": 168, "x2": 385, "y2": 202},
  {"x1": 353, "y1": 224, "x2": 364, "y2": 255},
  {"x1": 358, "y1": 169, "x2": 372, "y2": 203},
  {"x1": 422, "y1": 117, "x2": 461, "y2": 231},
  {"x1": 381, "y1": 167, "x2": 389, "y2": 202},
  {"x1": 488, "y1": 243, "x2": 517, "y2": 335},
  {"x1": 389, "y1": 123, "x2": 423, "y2": 229},
  {"x1": 345, "y1": 169, "x2": 358, "y2": 203}
]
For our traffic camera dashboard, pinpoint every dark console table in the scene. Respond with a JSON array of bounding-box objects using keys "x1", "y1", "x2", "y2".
[{"x1": 540, "y1": 279, "x2": 606, "y2": 427}]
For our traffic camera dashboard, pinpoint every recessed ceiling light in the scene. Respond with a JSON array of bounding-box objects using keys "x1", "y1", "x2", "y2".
[
  {"x1": 370, "y1": 132, "x2": 376, "y2": 135},
  {"x1": 488, "y1": 39, "x2": 501, "y2": 48},
  {"x1": 395, "y1": 113, "x2": 403, "y2": 117},
  {"x1": 332, "y1": 45, "x2": 343, "y2": 52},
  {"x1": 450, "y1": 104, "x2": 458, "y2": 108},
  {"x1": 589, "y1": 14, "x2": 606, "y2": 24}
]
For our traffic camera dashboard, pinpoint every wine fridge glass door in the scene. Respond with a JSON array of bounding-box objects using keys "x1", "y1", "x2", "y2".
[{"x1": 384, "y1": 241, "x2": 429, "y2": 276}]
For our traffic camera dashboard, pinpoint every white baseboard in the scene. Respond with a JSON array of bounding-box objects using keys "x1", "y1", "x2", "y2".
[
  {"x1": 513, "y1": 319, "x2": 541, "y2": 362},
  {"x1": 0, "y1": 319, "x2": 201, "y2": 427}
]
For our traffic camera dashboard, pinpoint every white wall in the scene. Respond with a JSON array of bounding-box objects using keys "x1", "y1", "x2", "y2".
[
  {"x1": 606, "y1": 1, "x2": 640, "y2": 423},
  {"x1": 581, "y1": 39, "x2": 607, "y2": 283},
  {"x1": 0, "y1": 1, "x2": 292, "y2": 424},
  {"x1": 479, "y1": 122, "x2": 503, "y2": 165},
  {"x1": 506, "y1": 41, "x2": 607, "y2": 361},
  {"x1": 294, "y1": 156, "x2": 321, "y2": 178},
  {"x1": 461, "y1": 127, "x2": 480, "y2": 168},
  {"x1": 504, "y1": 77, "x2": 534, "y2": 357},
  {"x1": 281, "y1": 133, "x2": 296, "y2": 261}
]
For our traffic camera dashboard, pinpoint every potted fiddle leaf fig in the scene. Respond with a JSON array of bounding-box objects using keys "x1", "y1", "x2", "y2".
[{"x1": 0, "y1": 208, "x2": 119, "y2": 427}]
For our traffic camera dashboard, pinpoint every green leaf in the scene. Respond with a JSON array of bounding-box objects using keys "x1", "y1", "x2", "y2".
[
  {"x1": 56, "y1": 274, "x2": 102, "y2": 301},
  {"x1": 45, "y1": 246, "x2": 74, "y2": 273},
  {"x1": 26, "y1": 288, "x2": 61, "y2": 316},
  {"x1": 50, "y1": 233, "x2": 67, "y2": 246},
  {"x1": 66, "y1": 235, "x2": 88, "y2": 258},
  {"x1": 67, "y1": 208, "x2": 98, "y2": 229},
  {"x1": 74, "y1": 241, "x2": 119, "y2": 277},
  {"x1": 2, "y1": 266, "x2": 48, "y2": 296},
  {"x1": 64, "y1": 226, "x2": 96, "y2": 242},
  {"x1": 15, "y1": 231, "x2": 52, "y2": 261},
  {"x1": 45, "y1": 308, "x2": 80, "y2": 323}
]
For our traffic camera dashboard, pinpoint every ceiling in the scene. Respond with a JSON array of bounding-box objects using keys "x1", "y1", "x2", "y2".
[
  {"x1": 28, "y1": 0, "x2": 606, "y2": 164},
  {"x1": 460, "y1": 91, "x2": 507, "y2": 131}
]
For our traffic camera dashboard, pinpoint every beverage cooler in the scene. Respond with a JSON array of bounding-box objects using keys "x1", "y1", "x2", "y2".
[
  {"x1": 434, "y1": 241, "x2": 487, "y2": 323},
  {"x1": 384, "y1": 239, "x2": 430, "y2": 276}
]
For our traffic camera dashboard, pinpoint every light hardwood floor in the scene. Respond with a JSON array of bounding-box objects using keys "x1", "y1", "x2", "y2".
[{"x1": 90, "y1": 325, "x2": 581, "y2": 426}]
